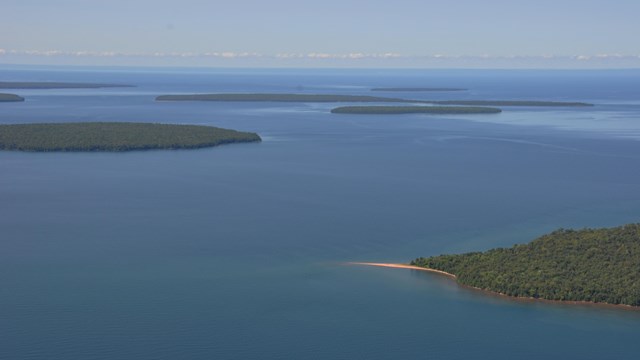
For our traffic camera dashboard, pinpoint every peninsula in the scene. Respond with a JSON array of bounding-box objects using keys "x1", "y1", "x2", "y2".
[
  {"x1": 0, "y1": 82, "x2": 133, "y2": 89},
  {"x1": 0, "y1": 122, "x2": 260, "y2": 152},
  {"x1": 372, "y1": 87, "x2": 467, "y2": 92},
  {"x1": 0, "y1": 93, "x2": 25, "y2": 102},
  {"x1": 407, "y1": 224, "x2": 640, "y2": 307},
  {"x1": 331, "y1": 105, "x2": 501, "y2": 114},
  {"x1": 156, "y1": 93, "x2": 408, "y2": 103},
  {"x1": 429, "y1": 100, "x2": 593, "y2": 107},
  {"x1": 155, "y1": 93, "x2": 593, "y2": 107}
]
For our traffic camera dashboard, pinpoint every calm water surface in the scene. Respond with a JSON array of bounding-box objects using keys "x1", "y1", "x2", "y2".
[{"x1": 1, "y1": 67, "x2": 640, "y2": 359}]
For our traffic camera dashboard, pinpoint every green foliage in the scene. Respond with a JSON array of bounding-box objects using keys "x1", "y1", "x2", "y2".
[
  {"x1": 0, "y1": 122, "x2": 261, "y2": 152},
  {"x1": 0, "y1": 93, "x2": 24, "y2": 102},
  {"x1": 331, "y1": 106, "x2": 501, "y2": 114},
  {"x1": 156, "y1": 93, "x2": 593, "y2": 107},
  {"x1": 411, "y1": 224, "x2": 640, "y2": 306},
  {"x1": 431, "y1": 100, "x2": 593, "y2": 107},
  {"x1": 156, "y1": 93, "x2": 410, "y2": 103},
  {"x1": 371, "y1": 87, "x2": 467, "y2": 92},
  {"x1": 0, "y1": 82, "x2": 132, "y2": 89}
]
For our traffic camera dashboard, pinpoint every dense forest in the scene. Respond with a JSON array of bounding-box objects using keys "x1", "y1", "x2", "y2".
[
  {"x1": 0, "y1": 122, "x2": 260, "y2": 152},
  {"x1": 431, "y1": 100, "x2": 593, "y2": 107},
  {"x1": 411, "y1": 224, "x2": 640, "y2": 306},
  {"x1": 0, "y1": 93, "x2": 24, "y2": 102},
  {"x1": 156, "y1": 93, "x2": 409, "y2": 102},
  {"x1": 156, "y1": 93, "x2": 593, "y2": 107},
  {"x1": 0, "y1": 82, "x2": 132, "y2": 89},
  {"x1": 331, "y1": 106, "x2": 501, "y2": 114},
  {"x1": 371, "y1": 87, "x2": 467, "y2": 92}
]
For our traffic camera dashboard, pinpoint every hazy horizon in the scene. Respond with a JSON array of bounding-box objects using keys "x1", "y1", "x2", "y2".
[{"x1": 2, "y1": 0, "x2": 640, "y2": 69}]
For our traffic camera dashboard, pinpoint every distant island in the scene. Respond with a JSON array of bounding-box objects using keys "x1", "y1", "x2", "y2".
[
  {"x1": 156, "y1": 93, "x2": 593, "y2": 107},
  {"x1": 0, "y1": 122, "x2": 260, "y2": 152},
  {"x1": 408, "y1": 224, "x2": 640, "y2": 307},
  {"x1": 0, "y1": 82, "x2": 133, "y2": 89},
  {"x1": 156, "y1": 93, "x2": 408, "y2": 103},
  {"x1": 372, "y1": 87, "x2": 467, "y2": 92},
  {"x1": 0, "y1": 93, "x2": 25, "y2": 102},
  {"x1": 331, "y1": 106, "x2": 501, "y2": 114},
  {"x1": 430, "y1": 100, "x2": 593, "y2": 107}
]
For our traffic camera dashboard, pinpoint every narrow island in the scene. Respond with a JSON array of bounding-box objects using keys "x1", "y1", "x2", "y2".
[
  {"x1": 372, "y1": 87, "x2": 467, "y2": 92},
  {"x1": 331, "y1": 106, "x2": 501, "y2": 114},
  {"x1": 430, "y1": 100, "x2": 593, "y2": 107},
  {"x1": 356, "y1": 223, "x2": 640, "y2": 307},
  {"x1": 0, "y1": 82, "x2": 133, "y2": 89},
  {"x1": 0, "y1": 93, "x2": 25, "y2": 102},
  {"x1": 156, "y1": 93, "x2": 409, "y2": 103},
  {"x1": 0, "y1": 122, "x2": 260, "y2": 152},
  {"x1": 155, "y1": 93, "x2": 593, "y2": 107}
]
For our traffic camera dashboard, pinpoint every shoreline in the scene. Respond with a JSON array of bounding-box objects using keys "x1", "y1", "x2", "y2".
[
  {"x1": 348, "y1": 262, "x2": 639, "y2": 311},
  {"x1": 347, "y1": 262, "x2": 457, "y2": 278}
]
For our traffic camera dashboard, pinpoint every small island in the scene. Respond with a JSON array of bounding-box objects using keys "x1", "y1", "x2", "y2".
[
  {"x1": 409, "y1": 224, "x2": 640, "y2": 307},
  {"x1": 0, "y1": 82, "x2": 133, "y2": 89},
  {"x1": 156, "y1": 93, "x2": 409, "y2": 103},
  {"x1": 0, "y1": 93, "x2": 25, "y2": 102},
  {"x1": 331, "y1": 105, "x2": 501, "y2": 114},
  {"x1": 429, "y1": 100, "x2": 593, "y2": 107},
  {"x1": 372, "y1": 87, "x2": 467, "y2": 92},
  {"x1": 0, "y1": 122, "x2": 260, "y2": 152}
]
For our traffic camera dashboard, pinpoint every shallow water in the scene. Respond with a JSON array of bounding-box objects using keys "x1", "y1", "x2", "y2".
[{"x1": 2, "y1": 67, "x2": 640, "y2": 359}]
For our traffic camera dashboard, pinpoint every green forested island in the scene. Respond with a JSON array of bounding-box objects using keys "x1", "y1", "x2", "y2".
[
  {"x1": 371, "y1": 87, "x2": 467, "y2": 92},
  {"x1": 411, "y1": 224, "x2": 640, "y2": 306},
  {"x1": 155, "y1": 93, "x2": 593, "y2": 107},
  {"x1": 0, "y1": 82, "x2": 133, "y2": 89},
  {"x1": 0, "y1": 122, "x2": 260, "y2": 152},
  {"x1": 156, "y1": 93, "x2": 408, "y2": 103},
  {"x1": 0, "y1": 93, "x2": 25, "y2": 102},
  {"x1": 331, "y1": 106, "x2": 501, "y2": 114},
  {"x1": 430, "y1": 100, "x2": 593, "y2": 107}
]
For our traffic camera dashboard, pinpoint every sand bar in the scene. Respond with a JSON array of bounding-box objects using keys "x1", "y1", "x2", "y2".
[{"x1": 347, "y1": 262, "x2": 457, "y2": 278}]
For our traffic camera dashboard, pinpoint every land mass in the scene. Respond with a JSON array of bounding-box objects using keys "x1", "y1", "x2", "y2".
[
  {"x1": 0, "y1": 82, "x2": 133, "y2": 89},
  {"x1": 409, "y1": 224, "x2": 640, "y2": 307},
  {"x1": 429, "y1": 100, "x2": 593, "y2": 107},
  {"x1": 372, "y1": 87, "x2": 467, "y2": 92},
  {"x1": 0, "y1": 93, "x2": 25, "y2": 102},
  {"x1": 156, "y1": 93, "x2": 409, "y2": 103},
  {"x1": 155, "y1": 93, "x2": 593, "y2": 107},
  {"x1": 0, "y1": 122, "x2": 260, "y2": 152},
  {"x1": 331, "y1": 106, "x2": 502, "y2": 114}
]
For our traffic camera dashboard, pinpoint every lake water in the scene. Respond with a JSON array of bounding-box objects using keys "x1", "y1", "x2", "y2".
[{"x1": 2, "y1": 67, "x2": 640, "y2": 359}]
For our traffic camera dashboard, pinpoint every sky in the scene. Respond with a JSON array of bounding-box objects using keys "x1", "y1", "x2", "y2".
[{"x1": 1, "y1": 0, "x2": 640, "y2": 68}]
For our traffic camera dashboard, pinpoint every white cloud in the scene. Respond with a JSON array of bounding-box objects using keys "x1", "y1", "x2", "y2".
[{"x1": 2, "y1": 49, "x2": 640, "y2": 68}]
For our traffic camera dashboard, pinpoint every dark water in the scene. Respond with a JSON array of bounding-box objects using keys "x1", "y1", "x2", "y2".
[{"x1": 2, "y1": 67, "x2": 640, "y2": 359}]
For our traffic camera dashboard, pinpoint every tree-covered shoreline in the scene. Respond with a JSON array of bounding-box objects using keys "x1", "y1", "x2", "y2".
[
  {"x1": 331, "y1": 105, "x2": 501, "y2": 114},
  {"x1": 0, "y1": 82, "x2": 133, "y2": 89},
  {"x1": 0, "y1": 122, "x2": 261, "y2": 152},
  {"x1": 156, "y1": 93, "x2": 593, "y2": 107},
  {"x1": 411, "y1": 224, "x2": 640, "y2": 306},
  {"x1": 0, "y1": 93, "x2": 25, "y2": 102}
]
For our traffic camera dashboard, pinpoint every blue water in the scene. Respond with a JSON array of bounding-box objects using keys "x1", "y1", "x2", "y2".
[{"x1": 2, "y1": 67, "x2": 640, "y2": 359}]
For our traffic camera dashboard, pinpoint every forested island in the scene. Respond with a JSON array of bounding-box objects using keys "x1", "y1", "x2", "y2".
[
  {"x1": 372, "y1": 87, "x2": 467, "y2": 92},
  {"x1": 0, "y1": 82, "x2": 133, "y2": 89},
  {"x1": 429, "y1": 100, "x2": 593, "y2": 107},
  {"x1": 0, "y1": 93, "x2": 25, "y2": 102},
  {"x1": 411, "y1": 224, "x2": 640, "y2": 307},
  {"x1": 331, "y1": 106, "x2": 501, "y2": 114},
  {"x1": 156, "y1": 93, "x2": 408, "y2": 103},
  {"x1": 0, "y1": 122, "x2": 260, "y2": 152},
  {"x1": 156, "y1": 93, "x2": 593, "y2": 107}
]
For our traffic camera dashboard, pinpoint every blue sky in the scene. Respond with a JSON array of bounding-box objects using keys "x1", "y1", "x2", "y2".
[{"x1": 2, "y1": 0, "x2": 640, "y2": 68}]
